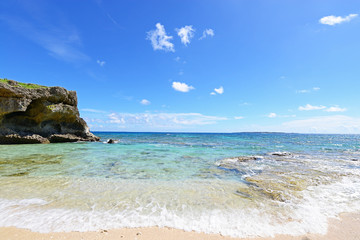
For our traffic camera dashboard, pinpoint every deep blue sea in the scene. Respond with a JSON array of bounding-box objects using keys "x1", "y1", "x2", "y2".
[{"x1": 0, "y1": 132, "x2": 360, "y2": 237}]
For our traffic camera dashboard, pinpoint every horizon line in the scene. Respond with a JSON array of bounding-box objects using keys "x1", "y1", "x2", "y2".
[{"x1": 91, "y1": 131, "x2": 360, "y2": 135}]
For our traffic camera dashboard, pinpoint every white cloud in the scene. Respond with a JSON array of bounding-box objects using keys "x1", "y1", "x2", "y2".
[
  {"x1": 108, "y1": 113, "x2": 125, "y2": 124},
  {"x1": 325, "y1": 106, "x2": 347, "y2": 112},
  {"x1": 234, "y1": 116, "x2": 244, "y2": 120},
  {"x1": 281, "y1": 115, "x2": 360, "y2": 134},
  {"x1": 106, "y1": 112, "x2": 227, "y2": 128},
  {"x1": 97, "y1": 60, "x2": 105, "y2": 66},
  {"x1": 176, "y1": 25, "x2": 195, "y2": 46},
  {"x1": 299, "y1": 104, "x2": 326, "y2": 111},
  {"x1": 211, "y1": 86, "x2": 224, "y2": 95},
  {"x1": 298, "y1": 104, "x2": 347, "y2": 112},
  {"x1": 241, "y1": 115, "x2": 360, "y2": 134},
  {"x1": 147, "y1": 23, "x2": 174, "y2": 52},
  {"x1": 239, "y1": 102, "x2": 250, "y2": 106},
  {"x1": 140, "y1": 99, "x2": 151, "y2": 105},
  {"x1": 214, "y1": 86, "x2": 224, "y2": 94},
  {"x1": 297, "y1": 89, "x2": 310, "y2": 93},
  {"x1": 174, "y1": 57, "x2": 186, "y2": 64},
  {"x1": 268, "y1": 113, "x2": 277, "y2": 118},
  {"x1": 81, "y1": 108, "x2": 106, "y2": 113},
  {"x1": 199, "y1": 28, "x2": 215, "y2": 40},
  {"x1": 296, "y1": 87, "x2": 320, "y2": 94},
  {"x1": 319, "y1": 14, "x2": 358, "y2": 25},
  {"x1": 172, "y1": 81, "x2": 194, "y2": 92}
]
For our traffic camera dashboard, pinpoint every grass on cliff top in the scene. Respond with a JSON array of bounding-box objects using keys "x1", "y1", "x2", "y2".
[{"x1": 0, "y1": 78, "x2": 48, "y2": 89}]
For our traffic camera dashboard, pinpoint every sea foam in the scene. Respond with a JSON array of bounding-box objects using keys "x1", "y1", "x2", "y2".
[{"x1": 0, "y1": 176, "x2": 360, "y2": 238}]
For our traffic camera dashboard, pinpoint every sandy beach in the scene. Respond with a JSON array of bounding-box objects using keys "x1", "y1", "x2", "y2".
[{"x1": 1, "y1": 213, "x2": 359, "y2": 240}]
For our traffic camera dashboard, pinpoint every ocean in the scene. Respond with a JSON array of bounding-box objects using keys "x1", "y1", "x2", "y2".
[{"x1": 0, "y1": 132, "x2": 360, "y2": 238}]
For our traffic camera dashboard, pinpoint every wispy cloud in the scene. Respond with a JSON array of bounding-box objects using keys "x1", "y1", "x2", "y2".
[
  {"x1": 234, "y1": 116, "x2": 244, "y2": 120},
  {"x1": 140, "y1": 99, "x2": 151, "y2": 105},
  {"x1": 0, "y1": 15, "x2": 89, "y2": 62},
  {"x1": 299, "y1": 104, "x2": 326, "y2": 111},
  {"x1": 174, "y1": 56, "x2": 186, "y2": 64},
  {"x1": 239, "y1": 102, "x2": 251, "y2": 106},
  {"x1": 172, "y1": 81, "x2": 194, "y2": 92},
  {"x1": 325, "y1": 106, "x2": 347, "y2": 112},
  {"x1": 319, "y1": 14, "x2": 358, "y2": 25},
  {"x1": 108, "y1": 113, "x2": 125, "y2": 124},
  {"x1": 81, "y1": 108, "x2": 107, "y2": 113},
  {"x1": 106, "y1": 13, "x2": 121, "y2": 28},
  {"x1": 249, "y1": 115, "x2": 360, "y2": 134},
  {"x1": 268, "y1": 113, "x2": 277, "y2": 118},
  {"x1": 199, "y1": 28, "x2": 215, "y2": 40},
  {"x1": 95, "y1": 0, "x2": 123, "y2": 29},
  {"x1": 299, "y1": 104, "x2": 346, "y2": 112},
  {"x1": 296, "y1": 87, "x2": 320, "y2": 93},
  {"x1": 147, "y1": 23, "x2": 174, "y2": 52},
  {"x1": 106, "y1": 112, "x2": 227, "y2": 128},
  {"x1": 176, "y1": 25, "x2": 195, "y2": 46},
  {"x1": 97, "y1": 60, "x2": 106, "y2": 66},
  {"x1": 267, "y1": 113, "x2": 296, "y2": 118},
  {"x1": 281, "y1": 115, "x2": 360, "y2": 134},
  {"x1": 297, "y1": 90, "x2": 309, "y2": 93}
]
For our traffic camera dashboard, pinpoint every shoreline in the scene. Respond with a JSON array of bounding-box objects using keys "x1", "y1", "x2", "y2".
[{"x1": 1, "y1": 212, "x2": 359, "y2": 240}]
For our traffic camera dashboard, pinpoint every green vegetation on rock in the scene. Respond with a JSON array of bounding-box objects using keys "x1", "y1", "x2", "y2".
[
  {"x1": 0, "y1": 78, "x2": 47, "y2": 89},
  {"x1": 46, "y1": 104, "x2": 57, "y2": 111}
]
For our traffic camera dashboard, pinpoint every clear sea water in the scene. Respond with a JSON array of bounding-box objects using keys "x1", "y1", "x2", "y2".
[{"x1": 0, "y1": 132, "x2": 360, "y2": 237}]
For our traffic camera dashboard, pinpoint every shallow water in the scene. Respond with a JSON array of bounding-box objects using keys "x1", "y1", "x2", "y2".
[{"x1": 0, "y1": 132, "x2": 360, "y2": 237}]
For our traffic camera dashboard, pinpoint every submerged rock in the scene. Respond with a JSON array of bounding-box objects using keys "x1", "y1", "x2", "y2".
[
  {"x1": 237, "y1": 174, "x2": 309, "y2": 202},
  {"x1": 268, "y1": 152, "x2": 293, "y2": 157},
  {"x1": 234, "y1": 190, "x2": 252, "y2": 198},
  {"x1": 0, "y1": 79, "x2": 99, "y2": 144},
  {"x1": 216, "y1": 156, "x2": 263, "y2": 168},
  {"x1": 107, "y1": 139, "x2": 116, "y2": 144}
]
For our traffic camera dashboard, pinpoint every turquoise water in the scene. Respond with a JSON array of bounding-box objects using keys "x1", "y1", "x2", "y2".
[{"x1": 0, "y1": 132, "x2": 360, "y2": 237}]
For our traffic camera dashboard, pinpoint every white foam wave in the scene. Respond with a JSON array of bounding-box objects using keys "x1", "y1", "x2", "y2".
[{"x1": 1, "y1": 176, "x2": 360, "y2": 237}]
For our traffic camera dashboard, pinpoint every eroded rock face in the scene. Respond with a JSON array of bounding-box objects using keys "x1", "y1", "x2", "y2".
[{"x1": 0, "y1": 80, "x2": 99, "y2": 144}]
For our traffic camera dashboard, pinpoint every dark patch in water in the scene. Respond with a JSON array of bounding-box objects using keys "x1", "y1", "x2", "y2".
[
  {"x1": 217, "y1": 166, "x2": 247, "y2": 175},
  {"x1": 6, "y1": 171, "x2": 29, "y2": 177},
  {"x1": 0, "y1": 154, "x2": 63, "y2": 166},
  {"x1": 234, "y1": 190, "x2": 252, "y2": 198},
  {"x1": 0, "y1": 154, "x2": 63, "y2": 177}
]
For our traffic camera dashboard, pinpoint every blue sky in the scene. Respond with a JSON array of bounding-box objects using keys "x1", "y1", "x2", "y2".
[{"x1": 1, "y1": 0, "x2": 360, "y2": 133}]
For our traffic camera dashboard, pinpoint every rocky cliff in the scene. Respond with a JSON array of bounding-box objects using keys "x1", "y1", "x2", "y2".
[{"x1": 0, "y1": 79, "x2": 99, "y2": 144}]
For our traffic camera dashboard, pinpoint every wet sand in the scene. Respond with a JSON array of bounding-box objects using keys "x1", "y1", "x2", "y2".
[{"x1": 1, "y1": 213, "x2": 359, "y2": 240}]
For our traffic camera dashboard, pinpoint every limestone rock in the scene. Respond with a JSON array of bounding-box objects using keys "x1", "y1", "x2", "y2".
[
  {"x1": 0, "y1": 79, "x2": 99, "y2": 144},
  {"x1": 216, "y1": 156, "x2": 263, "y2": 168},
  {"x1": 268, "y1": 152, "x2": 293, "y2": 157},
  {"x1": 0, "y1": 134, "x2": 50, "y2": 144}
]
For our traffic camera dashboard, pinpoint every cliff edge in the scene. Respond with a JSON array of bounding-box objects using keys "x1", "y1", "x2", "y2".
[{"x1": 0, "y1": 79, "x2": 99, "y2": 144}]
